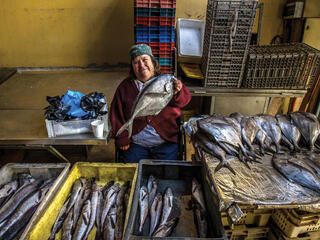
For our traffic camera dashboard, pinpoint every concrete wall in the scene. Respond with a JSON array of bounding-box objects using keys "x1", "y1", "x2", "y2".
[
  {"x1": 0, "y1": 0, "x2": 287, "y2": 68},
  {"x1": 303, "y1": 0, "x2": 320, "y2": 50},
  {"x1": 0, "y1": 0, "x2": 134, "y2": 68}
]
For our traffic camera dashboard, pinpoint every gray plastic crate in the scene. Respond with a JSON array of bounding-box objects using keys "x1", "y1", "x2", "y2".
[
  {"x1": 125, "y1": 160, "x2": 227, "y2": 239},
  {"x1": 242, "y1": 43, "x2": 320, "y2": 89},
  {"x1": 201, "y1": 0, "x2": 258, "y2": 88}
]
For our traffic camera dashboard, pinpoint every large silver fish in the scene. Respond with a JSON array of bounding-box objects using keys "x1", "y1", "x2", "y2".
[
  {"x1": 116, "y1": 74, "x2": 176, "y2": 138},
  {"x1": 149, "y1": 193, "x2": 162, "y2": 236},
  {"x1": 192, "y1": 178, "x2": 206, "y2": 211},
  {"x1": 276, "y1": 114, "x2": 301, "y2": 151},
  {"x1": 290, "y1": 111, "x2": 320, "y2": 151},
  {"x1": 153, "y1": 218, "x2": 178, "y2": 237},
  {"x1": 66, "y1": 178, "x2": 84, "y2": 214},
  {"x1": 103, "y1": 206, "x2": 117, "y2": 240},
  {"x1": 72, "y1": 199, "x2": 91, "y2": 240},
  {"x1": 159, "y1": 188, "x2": 174, "y2": 226},
  {"x1": 0, "y1": 184, "x2": 50, "y2": 239},
  {"x1": 61, "y1": 210, "x2": 73, "y2": 240},
  {"x1": 273, "y1": 154, "x2": 320, "y2": 193},
  {"x1": 48, "y1": 197, "x2": 70, "y2": 240},
  {"x1": 101, "y1": 183, "x2": 120, "y2": 228},
  {"x1": 83, "y1": 183, "x2": 99, "y2": 240},
  {"x1": 139, "y1": 186, "x2": 149, "y2": 233},
  {"x1": 0, "y1": 179, "x2": 41, "y2": 224},
  {"x1": 147, "y1": 176, "x2": 158, "y2": 208}
]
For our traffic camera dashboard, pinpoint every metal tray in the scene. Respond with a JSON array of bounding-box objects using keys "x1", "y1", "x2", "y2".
[
  {"x1": 125, "y1": 160, "x2": 227, "y2": 239},
  {"x1": 0, "y1": 163, "x2": 70, "y2": 240}
]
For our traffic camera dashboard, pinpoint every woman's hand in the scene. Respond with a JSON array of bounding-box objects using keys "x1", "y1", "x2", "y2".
[
  {"x1": 173, "y1": 79, "x2": 182, "y2": 95},
  {"x1": 120, "y1": 144, "x2": 130, "y2": 151}
]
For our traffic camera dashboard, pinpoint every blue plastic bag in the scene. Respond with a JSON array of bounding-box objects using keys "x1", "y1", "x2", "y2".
[{"x1": 61, "y1": 90, "x2": 88, "y2": 118}]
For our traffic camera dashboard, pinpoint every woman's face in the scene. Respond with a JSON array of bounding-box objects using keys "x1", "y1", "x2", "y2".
[{"x1": 132, "y1": 54, "x2": 155, "y2": 83}]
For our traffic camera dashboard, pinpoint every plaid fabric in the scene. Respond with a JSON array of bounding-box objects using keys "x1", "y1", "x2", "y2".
[{"x1": 129, "y1": 44, "x2": 153, "y2": 60}]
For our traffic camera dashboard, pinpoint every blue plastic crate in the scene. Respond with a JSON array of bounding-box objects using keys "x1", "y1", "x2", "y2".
[
  {"x1": 134, "y1": 26, "x2": 175, "y2": 42},
  {"x1": 155, "y1": 57, "x2": 174, "y2": 66},
  {"x1": 134, "y1": 7, "x2": 176, "y2": 17}
]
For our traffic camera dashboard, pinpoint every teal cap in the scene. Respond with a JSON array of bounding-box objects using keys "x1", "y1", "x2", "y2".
[{"x1": 129, "y1": 44, "x2": 153, "y2": 60}]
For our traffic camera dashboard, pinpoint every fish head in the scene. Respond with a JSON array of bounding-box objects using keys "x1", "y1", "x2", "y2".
[{"x1": 140, "y1": 186, "x2": 148, "y2": 200}]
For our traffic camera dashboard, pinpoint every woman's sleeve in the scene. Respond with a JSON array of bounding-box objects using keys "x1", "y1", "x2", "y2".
[
  {"x1": 168, "y1": 83, "x2": 192, "y2": 108},
  {"x1": 110, "y1": 88, "x2": 131, "y2": 147}
]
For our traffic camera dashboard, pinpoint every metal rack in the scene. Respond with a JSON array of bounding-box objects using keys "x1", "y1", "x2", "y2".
[{"x1": 201, "y1": 0, "x2": 258, "y2": 88}]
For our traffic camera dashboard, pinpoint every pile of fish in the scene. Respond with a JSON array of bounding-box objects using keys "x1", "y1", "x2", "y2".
[
  {"x1": 186, "y1": 111, "x2": 320, "y2": 175},
  {"x1": 0, "y1": 173, "x2": 53, "y2": 240},
  {"x1": 49, "y1": 178, "x2": 130, "y2": 240},
  {"x1": 273, "y1": 152, "x2": 320, "y2": 193},
  {"x1": 138, "y1": 175, "x2": 208, "y2": 238}
]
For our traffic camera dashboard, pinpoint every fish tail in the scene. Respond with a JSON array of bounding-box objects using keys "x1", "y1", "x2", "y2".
[
  {"x1": 116, "y1": 120, "x2": 132, "y2": 137},
  {"x1": 128, "y1": 122, "x2": 133, "y2": 138},
  {"x1": 215, "y1": 161, "x2": 236, "y2": 175}
]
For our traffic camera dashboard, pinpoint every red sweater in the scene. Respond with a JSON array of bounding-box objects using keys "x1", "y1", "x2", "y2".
[{"x1": 110, "y1": 76, "x2": 192, "y2": 148}]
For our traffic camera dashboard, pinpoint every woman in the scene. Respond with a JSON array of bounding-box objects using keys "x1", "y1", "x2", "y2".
[{"x1": 110, "y1": 44, "x2": 191, "y2": 163}]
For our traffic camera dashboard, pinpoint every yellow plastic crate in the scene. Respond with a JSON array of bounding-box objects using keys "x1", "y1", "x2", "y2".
[
  {"x1": 287, "y1": 209, "x2": 320, "y2": 226},
  {"x1": 224, "y1": 224, "x2": 269, "y2": 240},
  {"x1": 28, "y1": 162, "x2": 137, "y2": 240},
  {"x1": 221, "y1": 207, "x2": 273, "y2": 227},
  {"x1": 268, "y1": 222, "x2": 320, "y2": 240},
  {"x1": 272, "y1": 209, "x2": 320, "y2": 238}
]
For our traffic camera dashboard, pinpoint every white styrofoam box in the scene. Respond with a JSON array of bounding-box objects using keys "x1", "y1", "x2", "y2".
[{"x1": 177, "y1": 18, "x2": 205, "y2": 58}]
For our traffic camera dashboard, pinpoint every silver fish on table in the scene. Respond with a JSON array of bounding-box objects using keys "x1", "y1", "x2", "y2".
[
  {"x1": 240, "y1": 117, "x2": 259, "y2": 152},
  {"x1": 192, "y1": 178, "x2": 206, "y2": 211},
  {"x1": 192, "y1": 131, "x2": 235, "y2": 175},
  {"x1": 290, "y1": 111, "x2": 320, "y2": 151},
  {"x1": 72, "y1": 199, "x2": 91, "y2": 240},
  {"x1": 153, "y1": 217, "x2": 178, "y2": 237},
  {"x1": 276, "y1": 114, "x2": 301, "y2": 152},
  {"x1": 0, "y1": 184, "x2": 50, "y2": 239},
  {"x1": 159, "y1": 187, "x2": 174, "y2": 226},
  {"x1": 101, "y1": 183, "x2": 120, "y2": 228},
  {"x1": 83, "y1": 183, "x2": 99, "y2": 240},
  {"x1": 103, "y1": 206, "x2": 117, "y2": 240},
  {"x1": 61, "y1": 209, "x2": 73, "y2": 240},
  {"x1": 0, "y1": 179, "x2": 41, "y2": 224},
  {"x1": 48, "y1": 197, "x2": 70, "y2": 240},
  {"x1": 18, "y1": 173, "x2": 35, "y2": 187},
  {"x1": 149, "y1": 193, "x2": 162, "y2": 236},
  {"x1": 116, "y1": 74, "x2": 176, "y2": 138},
  {"x1": 273, "y1": 154, "x2": 320, "y2": 193},
  {"x1": 139, "y1": 186, "x2": 149, "y2": 233}
]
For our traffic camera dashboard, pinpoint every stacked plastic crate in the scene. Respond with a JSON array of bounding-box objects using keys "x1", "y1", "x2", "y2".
[
  {"x1": 134, "y1": 0, "x2": 176, "y2": 73},
  {"x1": 201, "y1": 0, "x2": 258, "y2": 88}
]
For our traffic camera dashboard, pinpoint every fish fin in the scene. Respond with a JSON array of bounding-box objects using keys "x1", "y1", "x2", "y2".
[{"x1": 215, "y1": 161, "x2": 236, "y2": 175}]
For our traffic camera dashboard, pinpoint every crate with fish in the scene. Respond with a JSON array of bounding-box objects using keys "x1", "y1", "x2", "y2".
[
  {"x1": 45, "y1": 90, "x2": 109, "y2": 138},
  {"x1": 224, "y1": 224, "x2": 270, "y2": 240},
  {"x1": 28, "y1": 162, "x2": 137, "y2": 240},
  {"x1": 0, "y1": 163, "x2": 70, "y2": 240},
  {"x1": 125, "y1": 160, "x2": 227, "y2": 239},
  {"x1": 272, "y1": 209, "x2": 320, "y2": 238}
]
